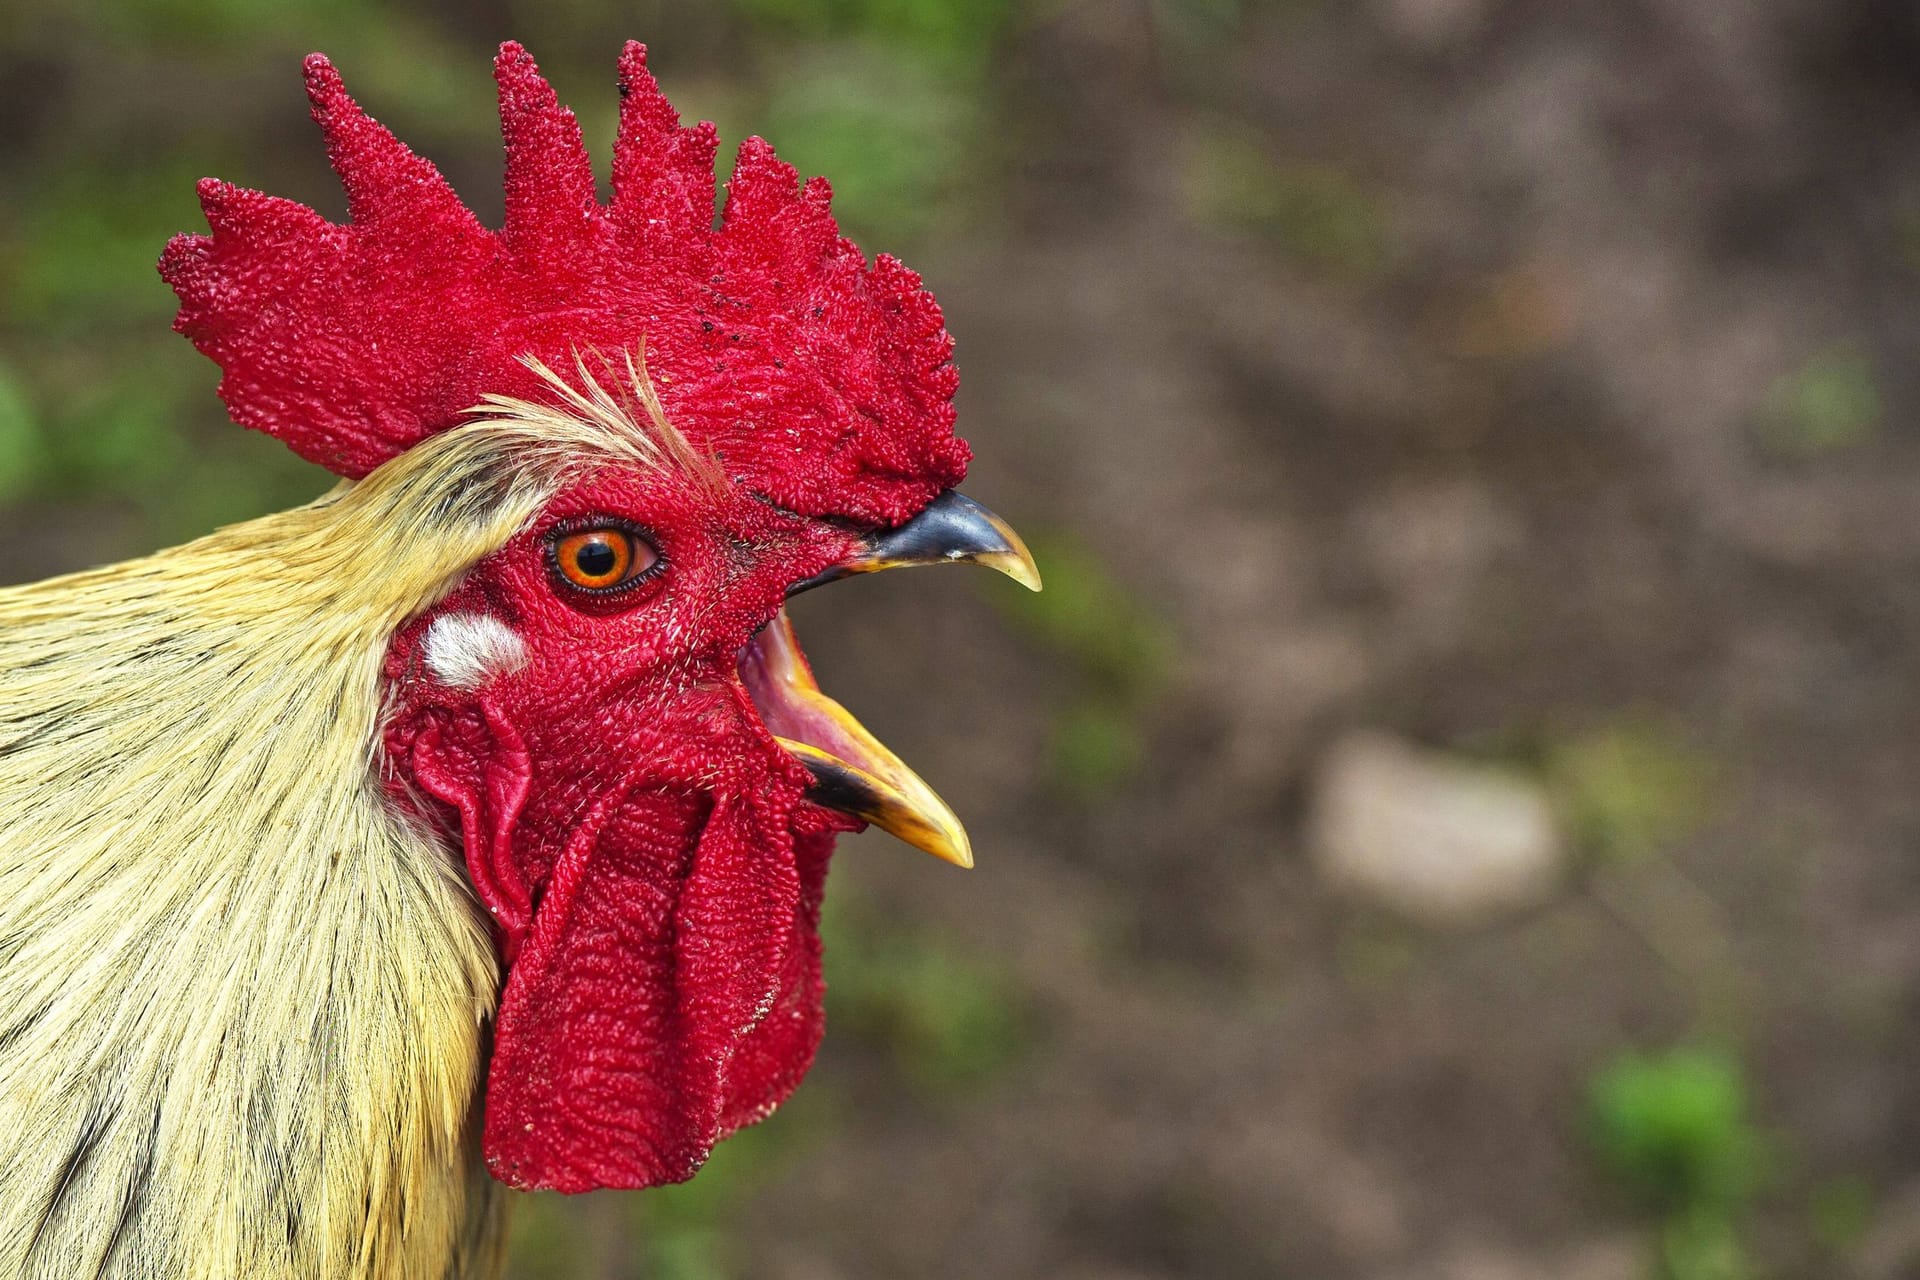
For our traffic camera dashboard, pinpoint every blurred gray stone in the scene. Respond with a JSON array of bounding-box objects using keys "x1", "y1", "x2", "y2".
[{"x1": 1308, "y1": 731, "x2": 1564, "y2": 924}]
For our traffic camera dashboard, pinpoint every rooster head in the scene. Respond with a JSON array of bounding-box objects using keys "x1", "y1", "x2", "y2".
[{"x1": 159, "y1": 42, "x2": 1037, "y2": 1194}]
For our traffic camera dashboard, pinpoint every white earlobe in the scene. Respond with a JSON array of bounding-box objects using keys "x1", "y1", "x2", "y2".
[{"x1": 422, "y1": 612, "x2": 530, "y2": 690}]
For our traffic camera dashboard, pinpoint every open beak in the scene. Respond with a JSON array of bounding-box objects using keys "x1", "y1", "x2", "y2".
[
  {"x1": 740, "y1": 610, "x2": 973, "y2": 867},
  {"x1": 740, "y1": 491, "x2": 1040, "y2": 868}
]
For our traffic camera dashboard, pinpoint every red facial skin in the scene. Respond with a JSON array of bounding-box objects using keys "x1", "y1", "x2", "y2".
[{"x1": 381, "y1": 464, "x2": 868, "y2": 1191}]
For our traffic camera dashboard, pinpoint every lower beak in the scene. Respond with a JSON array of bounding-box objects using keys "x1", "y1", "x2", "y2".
[{"x1": 739, "y1": 610, "x2": 974, "y2": 868}]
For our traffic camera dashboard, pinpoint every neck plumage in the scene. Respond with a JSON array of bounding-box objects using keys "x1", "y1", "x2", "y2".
[{"x1": 0, "y1": 423, "x2": 598, "y2": 1280}]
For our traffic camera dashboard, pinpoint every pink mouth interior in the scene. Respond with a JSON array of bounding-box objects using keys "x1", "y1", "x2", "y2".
[{"x1": 735, "y1": 620, "x2": 867, "y2": 768}]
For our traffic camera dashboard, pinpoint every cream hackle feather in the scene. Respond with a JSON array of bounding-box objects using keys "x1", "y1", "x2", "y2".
[{"x1": 0, "y1": 363, "x2": 672, "y2": 1280}]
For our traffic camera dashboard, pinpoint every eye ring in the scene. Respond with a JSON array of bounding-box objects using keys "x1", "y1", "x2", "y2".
[{"x1": 545, "y1": 520, "x2": 661, "y2": 596}]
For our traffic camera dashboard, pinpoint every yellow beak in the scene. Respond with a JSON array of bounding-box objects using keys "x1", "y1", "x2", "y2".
[
  {"x1": 744, "y1": 489, "x2": 1040, "y2": 869},
  {"x1": 749, "y1": 610, "x2": 973, "y2": 868}
]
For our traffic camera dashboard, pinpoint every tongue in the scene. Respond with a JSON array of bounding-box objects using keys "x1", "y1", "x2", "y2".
[{"x1": 478, "y1": 786, "x2": 831, "y2": 1192}]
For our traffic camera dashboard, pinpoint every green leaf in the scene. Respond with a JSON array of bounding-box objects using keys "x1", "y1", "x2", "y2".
[{"x1": 1586, "y1": 1045, "x2": 1764, "y2": 1214}]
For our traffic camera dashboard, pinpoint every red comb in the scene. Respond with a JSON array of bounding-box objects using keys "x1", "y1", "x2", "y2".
[{"x1": 159, "y1": 42, "x2": 968, "y2": 525}]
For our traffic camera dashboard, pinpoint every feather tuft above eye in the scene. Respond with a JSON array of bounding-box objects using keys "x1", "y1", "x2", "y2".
[{"x1": 467, "y1": 350, "x2": 728, "y2": 496}]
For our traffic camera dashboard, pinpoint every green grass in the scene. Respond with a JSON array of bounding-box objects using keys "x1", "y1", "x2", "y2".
[
  {"x1": 79, "y1": 0, "x2": 373, "y2": 49},
  {"x1": 1001, "y1": 533, "x2": 1175, "y2": 700},
  {"x1": 1808, "y1": 1176, "x2": 1874, "y2": 1254},
  {"x1": 511, "y1": 879, "x2": 1033, "y2": 1278},
  {"x1": 8, "y1": 154, "x2": 217, "y2": 337},
  {"x1": 720, "y1": 0, "x2": 1015, "y2": 245},
  {"x1": 0, "y1": 363, "x2": 50, "y2": 507},
  {"x1": 1047, "y1": 700, "x2": 1149, "y2": 796},
  {"x1": 730, "y1": 0, "x2": 1015, "y2": 71},
  {"x1": 1589, "y1": 1046, "x2": 1761, "y2": 1211},
  {"x1": 505, "y1": 1088, "x2": 831, "y2": 1280}
]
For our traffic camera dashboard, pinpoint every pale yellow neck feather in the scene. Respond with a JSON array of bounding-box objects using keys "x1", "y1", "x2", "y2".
[{"x1": 0, "y1": 419, "x2": 628, "y2": 1280}]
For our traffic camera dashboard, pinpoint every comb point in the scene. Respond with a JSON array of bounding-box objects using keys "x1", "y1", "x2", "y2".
[
  {"x1": 496, "y1": 41, "x2": 596, "y2": 242},
  {"x1": 163, "y1": 42, "x2": 970, "y2": 520}
]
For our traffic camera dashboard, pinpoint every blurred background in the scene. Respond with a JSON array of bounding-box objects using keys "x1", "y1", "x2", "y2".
[{"x1": 4, "y1": 1, "x2": 1919, "y2": 1276}]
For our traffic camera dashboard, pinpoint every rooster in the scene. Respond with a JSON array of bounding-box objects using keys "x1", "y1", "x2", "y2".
[{"x1": 0, "y1": 41, "x2": 1037, "y2": 1280}]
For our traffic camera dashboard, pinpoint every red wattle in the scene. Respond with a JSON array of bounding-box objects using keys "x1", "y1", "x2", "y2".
[{"x1": 478, "y1": 790, "x2": 828, "y2": 1191}]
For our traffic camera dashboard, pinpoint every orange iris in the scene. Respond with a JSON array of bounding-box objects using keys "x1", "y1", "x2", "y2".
[{"x1": 553, "y1": 528, "x2": 654, "y2": 591}]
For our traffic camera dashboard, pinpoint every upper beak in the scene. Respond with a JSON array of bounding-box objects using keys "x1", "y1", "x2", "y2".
[
  {"x1": 747, "y1": 490, "x2": 1039, "y2": 868},
  {"x1": 787, "y1": 490, "x2": 1043, "y2": 597}
]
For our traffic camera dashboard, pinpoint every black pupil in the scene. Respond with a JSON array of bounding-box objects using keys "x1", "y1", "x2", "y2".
[{"x1": 574, "y1": 537, "x2": 619, "y2": 579}]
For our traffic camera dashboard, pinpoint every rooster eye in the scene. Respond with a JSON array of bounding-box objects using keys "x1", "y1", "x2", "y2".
[{"x1": 548, "y1": 524, "x2": 659, "y2": 595}]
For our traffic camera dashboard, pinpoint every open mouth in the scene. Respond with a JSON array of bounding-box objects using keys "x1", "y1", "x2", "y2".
[
  {"x1": 737, "y1": 609, "x2": 973, "y2": 868},
  {"x1": 735, "y1": 489, "x2": 1041, "y2": 870}
]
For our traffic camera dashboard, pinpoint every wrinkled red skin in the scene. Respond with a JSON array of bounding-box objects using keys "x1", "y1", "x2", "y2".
[{"x1": 382, "y1": 465, "x2": 866, "y2": 1191}]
